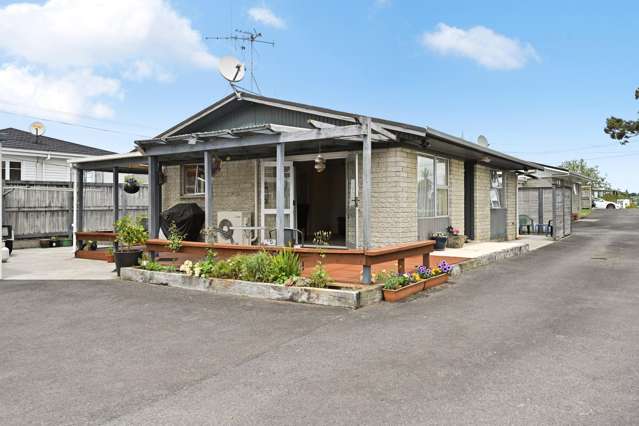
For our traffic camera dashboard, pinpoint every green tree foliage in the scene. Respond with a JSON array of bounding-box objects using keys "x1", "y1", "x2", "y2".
[
  {"x1": 559, "y1": 159, "x2": 609, "y2": 188},
  {"x1": 604, "y1": 88, "x2": 639, "y2": 144}
]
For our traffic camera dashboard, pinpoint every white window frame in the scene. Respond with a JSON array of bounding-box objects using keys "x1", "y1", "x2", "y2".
[
  {"x1": 2, "y1": 160, "x2": 22, "y2": 181},
  {"x1": 417, "y1": 155, "x2": 449, "y2": 219}
]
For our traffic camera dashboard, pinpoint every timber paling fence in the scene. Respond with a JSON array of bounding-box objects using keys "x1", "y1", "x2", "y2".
[{"x1": 3, "y1": 182, "x2": 148, "y2": 239}]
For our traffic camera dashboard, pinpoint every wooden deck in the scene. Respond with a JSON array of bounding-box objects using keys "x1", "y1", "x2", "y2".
[{"x1": 146, "y1": 239, "x2": 462, "y2": 284}]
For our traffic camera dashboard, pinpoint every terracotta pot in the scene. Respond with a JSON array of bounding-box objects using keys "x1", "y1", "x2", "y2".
[
  {"x1": 383, "y1": 281, "x2": 425, "y2": 302},
  {"x1": 382, "y1": 274, "x2": 450, "y2": 302},
  {"x1": 446, "y1": 235, "x2": 465, "y2": 249},
  {"x1": 423, "y1": 273, "x2": 449, "y2": 290}
]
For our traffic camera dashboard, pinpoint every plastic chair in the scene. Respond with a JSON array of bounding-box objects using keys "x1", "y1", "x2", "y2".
[{"x1": 518, "y1": 215, "x2": 534, "y2": 234}]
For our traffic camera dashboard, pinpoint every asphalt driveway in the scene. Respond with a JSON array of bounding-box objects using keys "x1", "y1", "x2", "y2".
[{"x1": 1, "y1": 209, "x2": 638, "y2": 425}]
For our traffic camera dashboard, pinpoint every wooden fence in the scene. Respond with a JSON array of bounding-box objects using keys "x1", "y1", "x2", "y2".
[{"x1": 3, "y1": 182, "x2": 148, "y2": 239}]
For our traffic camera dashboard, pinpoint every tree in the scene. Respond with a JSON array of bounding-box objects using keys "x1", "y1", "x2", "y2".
[
  {"x1": 559, "y1": 159, "x2": 609, "y2": 188},
  {"x1": 604, "y1": 87, "x2": 639, "y2": 144}
]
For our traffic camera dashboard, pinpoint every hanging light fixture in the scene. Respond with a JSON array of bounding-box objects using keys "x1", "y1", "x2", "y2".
[{"x1": 314, "y1": 141, "x2": 326, "y2": 173}]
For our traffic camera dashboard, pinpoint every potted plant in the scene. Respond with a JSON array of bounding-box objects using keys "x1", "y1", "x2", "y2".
[
  {"x1": 114, "y1": 215, "x2": 148, "y2": 275},
  {"x1": 49, "y1": 236, "x2": 61, "y2": 247},
  {"x1": 123, "y1": 176, "x2": 140, "y2": 194},
  {"x1": 446, "y1": 226, "x2": 466, "y2": 249},
  {"x1": 431, "y1": 232, "x2": 448, "y2": 250}
]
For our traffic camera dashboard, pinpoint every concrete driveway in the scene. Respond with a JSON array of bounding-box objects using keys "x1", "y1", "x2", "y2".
[{"x1": 1, "y1": 209, "x2": 638, "y2": 425}]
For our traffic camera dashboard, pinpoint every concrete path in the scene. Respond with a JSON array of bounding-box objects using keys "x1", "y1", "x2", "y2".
[
  {"x1": 1, "y1": 209, "x2": 638, "y2": 424},
  {"x1": 3, "y1": 246, "x2": 116, "y2": 280}
]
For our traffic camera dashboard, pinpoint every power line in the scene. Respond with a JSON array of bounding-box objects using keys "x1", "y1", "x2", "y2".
[
  {"x1": 0, "y1": 108, "x2": 152, "y2": 138},
  {"x1": 0, "y1": 98, "x2": 161, "y2": 131}
]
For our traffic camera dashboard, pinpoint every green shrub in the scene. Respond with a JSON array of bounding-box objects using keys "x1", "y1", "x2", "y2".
[
  {"x1": 307, "y1": 263, "x2": 331, "y2": 288},
  {"x1": 382, "y1": 274, "x2": 411, "y2": 290},
  {"x1": 114, "y1": 215, "x2": 148, "y2": 250},
  {"x1": 167, "y1": 221, "x2": 185, "y2": 252},
  {"x1": 238, "y1": 251, "x2": 271, "y2": 282},
  {"x1": 140, "y1": 260, "x2": 176, "y2": 273},
  {"x1": 269, "y1": 249, "x2": 301, "y2": 283}
]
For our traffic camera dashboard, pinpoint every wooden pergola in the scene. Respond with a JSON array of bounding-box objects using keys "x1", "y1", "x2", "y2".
[
  {"x1": 134, "y1": 117, "x2": 398, "y2": 282},
  {"x1": 69, "y1": 152, "x2": 148, "y2": 250}
]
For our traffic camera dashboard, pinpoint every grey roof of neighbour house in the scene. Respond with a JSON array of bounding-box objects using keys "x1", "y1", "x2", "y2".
[
  {"x1": 0, "y1": 128, "x2": 114, "y2": 156},
  {"x1": 152, "y1": 91, "x2": 542, "y2": 171}
]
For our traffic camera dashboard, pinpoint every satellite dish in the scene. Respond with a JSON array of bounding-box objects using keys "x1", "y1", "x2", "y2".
[
  {"x1": 477, "y1": 135, "x2": 489, "y2": 147},
  {"x1": 30, "y1": 121, "x2": 46, "y2": 137},
  {"x1": 218, "y1": 56, "x2": 246, "y2": 83}
]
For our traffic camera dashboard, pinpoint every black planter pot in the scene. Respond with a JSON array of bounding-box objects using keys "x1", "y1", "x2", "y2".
[
  {"x1": 123, "y1": 180, "x2": 140, "y2": 194},
  {"x1": 434, "y1": 236, "x2": 448, "y2": 251},
  {"x1": 114, "y1": 249, "x2": 142, "y2": 276}
]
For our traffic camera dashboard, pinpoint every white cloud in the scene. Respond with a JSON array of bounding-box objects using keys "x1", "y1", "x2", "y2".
[
  {"x1": 421, "y1": 23, "x2": 540, "y2": 70},
  {"x1": 0, "y1": 0, "x2": 216, "y2": 74},
  {"x1": 374, "y1": 0, "x2": 391, "y2": 7},
  {"x1": 248, "y1": 7, "x2": 286, "y2": 29},
  {"x1": 0, "y1": 0, "x2": 217, "y2": 121},
  {"x1": 0, "y1": 64, "x2": 122, "y2": 120}
]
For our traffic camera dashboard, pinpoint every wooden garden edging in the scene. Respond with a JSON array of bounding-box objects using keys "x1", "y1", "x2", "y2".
[{"x1": 145, "y1": 239, "x2": 436, "y2": 284}]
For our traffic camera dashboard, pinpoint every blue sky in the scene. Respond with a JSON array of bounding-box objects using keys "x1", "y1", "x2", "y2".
[{"x1": 0, "y1": 0, "x2": 637, "y2": 189}]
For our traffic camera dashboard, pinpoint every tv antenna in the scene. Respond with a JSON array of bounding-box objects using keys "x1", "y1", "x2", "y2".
[{"x1": 206, "y1": 29, "x2": 274, "y2": 94}]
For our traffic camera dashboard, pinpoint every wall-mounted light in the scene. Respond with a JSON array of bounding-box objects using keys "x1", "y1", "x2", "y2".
[
  {"x1": 187, "y1": 136, "x2": 198, "y2": 145},
  {"x1": 480, "y1": 156, "x2": 491, "y2": 163},
  {"x1": 314, "y1": 154, "x2": 326, "y2": 173}
]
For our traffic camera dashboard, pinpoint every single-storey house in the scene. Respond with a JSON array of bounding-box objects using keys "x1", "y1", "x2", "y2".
[
  {"x1": 0, "y1": 128, "x2": 114, "y2": 183},
  {"x1": 72, "y1": 91, "x2": 541, "y2": 252},
  {"x1": 518, "y1": 163, "x2": 590, "y2": 239}
]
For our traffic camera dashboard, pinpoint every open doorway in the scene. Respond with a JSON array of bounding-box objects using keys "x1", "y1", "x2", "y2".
[{"x1": 295, "y1": 159, "x2": 346, "y2": 246}]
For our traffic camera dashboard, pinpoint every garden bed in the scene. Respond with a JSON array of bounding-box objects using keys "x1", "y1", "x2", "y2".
[{"x1": 120, "y1": 267, "x2": 383, "y2": 309}]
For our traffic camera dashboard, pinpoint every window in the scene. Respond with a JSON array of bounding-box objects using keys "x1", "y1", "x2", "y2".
[
  {"x1": 490, "y1": 170, "x2": 504, "y2": 209},
  {"x1": 182, "y1": 164, "x2": 205, "y2": 195},
  {"x1": 417, "y1": 155, "x2": 449, "y2": 218},
  {"x1": 1, "y1": 161, "x2": 21, "y2": 181}
]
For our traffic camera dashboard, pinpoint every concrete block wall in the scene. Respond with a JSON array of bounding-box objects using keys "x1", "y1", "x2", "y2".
[
  {"x1": 505, "y1": 171, "x2": 518, "y2": 240},
  {"x1": 449, "y1": 159, "x2": 465, "y2": 235},
  {"x1": 473, "y1": 165, "x2": 491, "y2": 241},
  {"x1": 368, "y1": 147, "x2": 418, "y2": 247},
  {"x1": 161, "y1": 160, "x2": 257, "y2": 226}
]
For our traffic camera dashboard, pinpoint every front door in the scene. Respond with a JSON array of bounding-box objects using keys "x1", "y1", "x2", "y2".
[
  {"x1": 345, "y1": 153, "x2": 359, "y2": 248},
  {"x1": 261, "y1": 161, "x2": 294, "y2": 242}
]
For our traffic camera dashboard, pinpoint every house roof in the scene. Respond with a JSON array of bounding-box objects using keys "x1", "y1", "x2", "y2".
[
  {"x1": 0, "y1": 128, "x2": 114, "y2": 157},
  {"x1": 153, "y1": 91, "x2": 542, "y2": 171}
]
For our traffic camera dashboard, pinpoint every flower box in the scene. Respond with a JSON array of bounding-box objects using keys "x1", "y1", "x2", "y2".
[{"x1": 382, "y1": 274, "x2": 449, "y2": 303}]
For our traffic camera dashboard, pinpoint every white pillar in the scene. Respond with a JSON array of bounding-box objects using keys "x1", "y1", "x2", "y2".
[
  {"x1": 276, "y1": 143, "x2": 285, "y2": 246},
  {"x1": 362, "y1": 117, "x2": 372, "y2": 250}
]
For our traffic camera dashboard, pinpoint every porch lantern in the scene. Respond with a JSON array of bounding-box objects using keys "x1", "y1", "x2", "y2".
[{"x1": 314, "y1": 153, "x2": 326, "y2": 173}]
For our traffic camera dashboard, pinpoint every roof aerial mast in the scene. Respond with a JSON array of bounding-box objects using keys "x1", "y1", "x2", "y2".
[{"x1": 205, "y1": 29, "x2": 274, "y2": 94}]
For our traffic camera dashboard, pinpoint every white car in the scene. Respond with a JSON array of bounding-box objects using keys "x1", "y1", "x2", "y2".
[{"x1": 592, "y1": 198, "x2": 622, "y2": 209}]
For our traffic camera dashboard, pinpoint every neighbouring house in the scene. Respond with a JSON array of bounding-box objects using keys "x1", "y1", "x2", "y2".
[
  {"x1": 72, "y1": 91, "x2": 541, "y2": 252},
  {"x1": 518, "y1": 163, "x2": 590, "y2": 239},
  {"x1": 0, "y1": 128, "x2": 114, "y2": 183}
]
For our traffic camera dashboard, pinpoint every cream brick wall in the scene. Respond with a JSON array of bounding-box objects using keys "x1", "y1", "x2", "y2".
[
  {"x1": 474, "y1": 165, "x2": 491, "y2": 241},
  {"x1": 368, "y1": 148, "x2": 418, "y2": 247},
  {"x1": 449, "y1": 159, "x2": 465, "y2": 235},
  {"x1": 162, "y1": 160, "x2": 257, "y2": 225},
  {"x1": 505, "y1": 171, "x2": 518, "y2": 240}
]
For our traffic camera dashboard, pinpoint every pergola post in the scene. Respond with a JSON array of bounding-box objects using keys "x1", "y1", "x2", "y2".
[
  {"x1": 276, "y1": 143, "x2": 285, "y2": 246},
  {"x1": 148, "y1": 156, "x2": 160, "y2": 241},
  {"x1": 361, "y1": 117, "x2": 372, "y2": 283},
  {"x1": 203, "y1": 151, "x2": 215, "y2": 242},
  {"x1": 73, "y1": 167, "x2": 84, "y2": 251},
  {"x1": 112, "y1": 167, "x2": 119, "y2": 251}
]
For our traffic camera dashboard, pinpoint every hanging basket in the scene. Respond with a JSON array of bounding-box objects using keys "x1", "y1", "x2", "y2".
[{"x1": 123, "y1": 177, "x2": 140, "y2": 194}]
